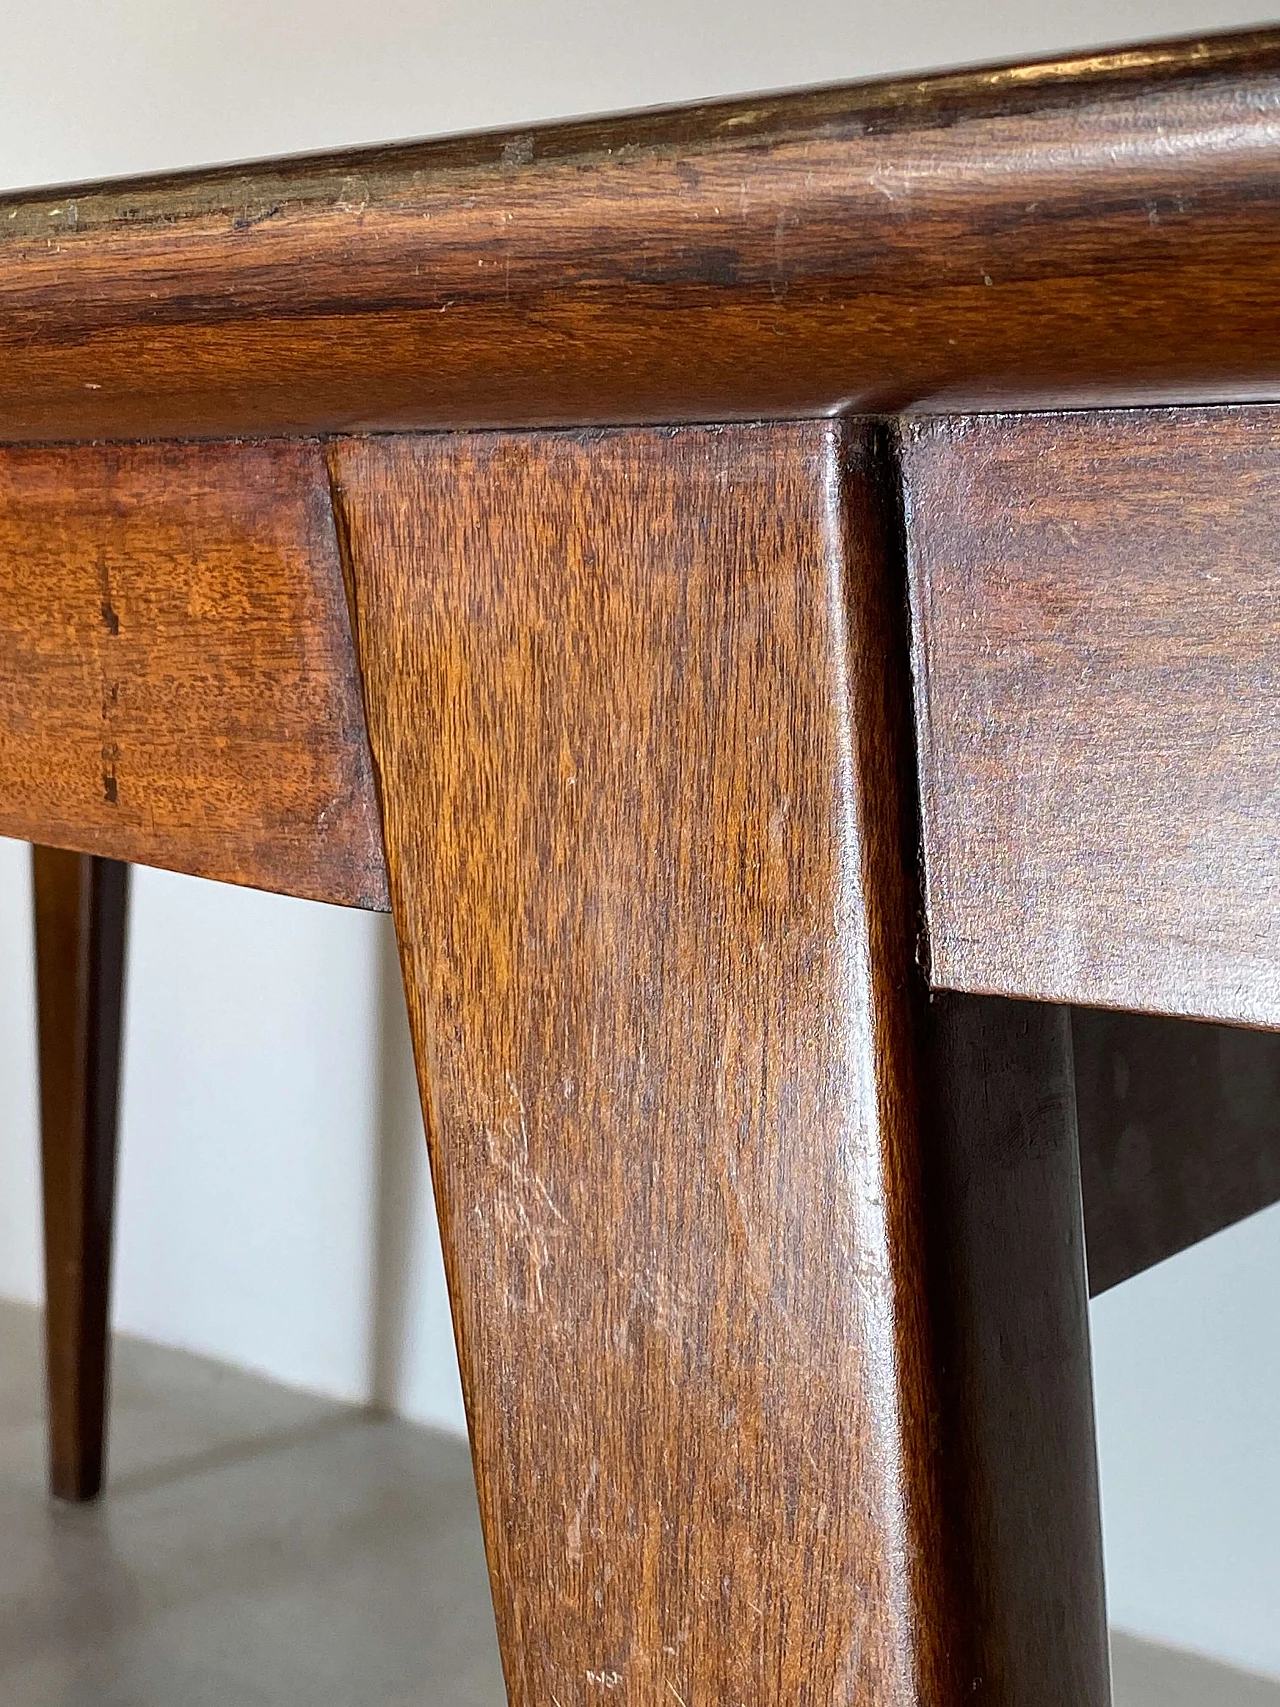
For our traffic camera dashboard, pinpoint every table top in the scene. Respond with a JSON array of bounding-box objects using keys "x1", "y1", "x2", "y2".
[
  {"x1": 3, "y1": 24, "x2": 1280, "y2": 442},
  {"x1": 1, "y1": 22, "x2": 1277, "y2": 1034}
]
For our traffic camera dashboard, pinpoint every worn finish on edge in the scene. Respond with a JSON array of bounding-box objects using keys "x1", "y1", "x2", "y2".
[
  {"x1": 0, "y1": 440, "x2": 388, "y2": 908},
  {"x1": 5, "y1": 29, "x2": 1280, "y2": 439},
  {"x1": 34, "y1": 847, "x2": 129, "y2": 1502},
  {"x1": 902, "y1": 405, "x2": 1280, "y2": 1029}
]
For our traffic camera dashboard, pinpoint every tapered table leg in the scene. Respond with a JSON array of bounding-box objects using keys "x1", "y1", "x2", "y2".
[
  {"x1": 32, "y1": 846, "x2": 129, "y2": 1502},
  {"x1": 333, "y1": 423, "x2": 1110, "y2": 1705}
]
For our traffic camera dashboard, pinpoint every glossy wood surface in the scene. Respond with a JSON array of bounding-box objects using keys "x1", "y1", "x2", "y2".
[
  {"x1": 33, "y1": 846, "x2": 129, "y2": 1502},
  {"x1": 6, "y1": 29, "x2": 1280, "y2": 440},
  {"x1": 0, "y1": 440, "x2": 387, "y2": 908},
  {"x1": 1075, "y1": 1007, "x2": 1280, "y2": 1294},
  {"x1": 335, "y1": 422, "x2": 1108, "y2": 1704},
  {"x1": 902, "y1": 405, "x2": 1280, "y2": 1029}
]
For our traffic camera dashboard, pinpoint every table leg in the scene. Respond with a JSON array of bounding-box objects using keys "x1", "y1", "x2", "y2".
[
  {"x1": 332, "y1": 422, "x2": 1110, "y2": 1705},
  {"x1": 32, "y1": 846, "x2": 129, "y2": 1502}
]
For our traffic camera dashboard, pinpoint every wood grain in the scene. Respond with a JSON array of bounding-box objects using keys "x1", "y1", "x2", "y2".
[
  {"x1": 0, "y1": 440, "x2": 387, "y2": 908},
  {"x1": 335, "y1": 422, "x2": 1108, "y2": 1704},
  {"x1": 902, "y1": 405, "x2": 1280, "y2": 1029},
  {"x1": 34, "y1": 846, "x2": 129, "y2": 1502},
  {"x1": 1075, "y1": 1007, "x2": 1280, "y2": 1294},
  {"x1": 6, "y1": 29, "x2": 1280, "y2": 440}
]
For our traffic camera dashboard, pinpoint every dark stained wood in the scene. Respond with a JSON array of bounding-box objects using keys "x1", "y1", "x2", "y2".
[
  {"x1": 334, "y1": 421, "x2": 1109, "y2": 1704},
  {"x1": 901, "y1": 405, "x2": 1280, "y2": 1029},
  {"x1": 1075, "y1": 1006, "x2": 1280, "y2": 1295},
  {"x1": 921, "y1": 993, "x2": 1108, "y2": 1705},
  {"x1": 0, "y1": 440, "x2": 388, "y2": 908},
  {"x1": 33, "y1": 845, "x2": 129, "y2": 1502},
  {"x1": 6, "y1": 30, "x2": 1280, "y2": 440}
]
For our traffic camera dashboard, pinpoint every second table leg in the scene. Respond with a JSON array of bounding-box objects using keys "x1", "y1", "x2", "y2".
[{"x1": 33, "y1": 845, "x2": 129, "y2": 1503}]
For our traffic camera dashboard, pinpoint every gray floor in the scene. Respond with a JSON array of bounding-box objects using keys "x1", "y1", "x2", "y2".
[
  {"x1": 2, "y1": 1299, "x2": 1277, "y2": 1706},
  {"x1": 0, "y1": 1300, "x2": 505, "y2": 1706},
  {"x1": 1113, "y1": 1633, "x2": 1280, "y2": 1706}
]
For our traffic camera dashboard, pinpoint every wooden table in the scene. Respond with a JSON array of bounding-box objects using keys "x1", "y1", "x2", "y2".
[{"x1": 6, "y1": 24, "x2": 1280, "y2": 1705}]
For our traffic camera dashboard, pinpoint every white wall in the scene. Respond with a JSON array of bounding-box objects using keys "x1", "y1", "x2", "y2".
[
  {"x1": 3, "y1": 0, "x2": 1279, "y2": 193},
  {"x1": 1093, "y1": 1205, "x2": 1280, "y2": 1680},
  {"x1": 0, "y1": 842, "x2": 467, "y2": 1433},
  {"x1": 0, "y1": 843, "x2": 40, "y2": 1309},
  {"x1": 3, "y1": 0, "x2": 1280, "y2": 1677}
]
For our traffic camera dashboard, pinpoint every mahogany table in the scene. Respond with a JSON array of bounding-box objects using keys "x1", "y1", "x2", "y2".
[{"x1": 7, "y1": 24, "x2": 1280, "y2": 1705}]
